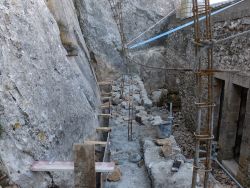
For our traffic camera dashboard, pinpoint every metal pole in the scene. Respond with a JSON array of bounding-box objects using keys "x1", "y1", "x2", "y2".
[{"x1": 213, "y1": 158, "x2": 244, "y2": 188}]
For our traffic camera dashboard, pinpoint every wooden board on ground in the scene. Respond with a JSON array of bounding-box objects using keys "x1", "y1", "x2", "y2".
[
  {"x1": 31, "y1": 161, "x2": 115, "y2": 173},
  {"x1": 96, "y1": 127, "x2": 112, "y2": 133}
]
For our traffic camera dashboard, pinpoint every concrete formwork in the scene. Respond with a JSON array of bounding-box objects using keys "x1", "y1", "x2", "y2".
[{"x1": 214, "y1": 72, "x2": 250, "y2": 187}]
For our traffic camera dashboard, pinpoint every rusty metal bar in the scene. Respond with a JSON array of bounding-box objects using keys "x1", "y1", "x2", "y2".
[{"x1": 191, "y1": 0, "x2": 216, "y2": 187}]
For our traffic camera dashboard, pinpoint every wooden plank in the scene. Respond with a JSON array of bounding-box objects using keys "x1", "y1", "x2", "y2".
[
  {"x1": 102, "y1": 97, "x2": 111, "y2": 101},
  {"x1": 31, "y1": 161, "x2": 115, "y2": 173},
  {"x1": 98, "y1": 81, "x2": 112, "y2": 86},
  {"x1": 101, "y1": 92, "x2": 112, "y2": 96},
  {"x1": 74, "y1": 144, "x2": 96, "y2": 188},
  {"x1": 31, "y1": 161, "x2": 74, "y2": 171},
  {"x1": 84, "y1": 141, "x2": 107, "y2": 146},
  {"x1": 101, "y1": 105, "x2": 110, "y2": 109},
  {"x1": 98, "y1": 114, "x2": 112, "y2": 117},
  {"x1": 101, "y1": 102, "x2": 110, "y2": 109},
  {"x1": 102, "y1": 98, "x2": 111, "y2": 104},
  {"x1": 95, "y1": 162, "x2": 115, "y2": 173},
  {"x1": 96, "y1": 127, "x2": 112, "y2": 133}
]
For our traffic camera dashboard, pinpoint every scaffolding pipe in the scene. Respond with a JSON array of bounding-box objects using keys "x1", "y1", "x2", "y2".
[
  {"x1": 127, "y1": 10, "x2": 175, "y2": 45},
  {"x1": 128, "y1": 0, "x2": 245, "y2": 49},
  {"x1": 213, "y1": 158, "x2": 244, "y2": 188}
]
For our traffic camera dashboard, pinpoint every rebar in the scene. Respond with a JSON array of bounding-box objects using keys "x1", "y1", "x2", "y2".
[
  {"x1": 191, "y1": 0, "x2": 216, "y2": 187},
  {"x1": 108, "y1": 0, "x2": 134, "y2": 141}
]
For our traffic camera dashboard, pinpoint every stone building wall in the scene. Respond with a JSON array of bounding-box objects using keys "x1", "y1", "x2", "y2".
[
  {"x1": 162, "y1": 0, "x2": 250, "y2": 131},
  {"x1": 127, "y1": 1, "x2": 250, "y2": 186},
  {"x1": 162, "y1": 1, "x2": 250, "y2": 187}
]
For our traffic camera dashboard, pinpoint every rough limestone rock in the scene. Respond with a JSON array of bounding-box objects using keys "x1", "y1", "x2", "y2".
[
  {"x1": 74, "y1": 0, "x2": 123, "y2": 70},
  {"x1": 135, "y1": 110, "x2": 148, "y2": 125},
  {"x1": 155, "y1": 138, "x2": 172, "y2": 146},
  {"x1": 161, "y1": 143, "x2": 173, "y2": 157},
  {"x1": 107, "y1": 166, "x2": 122, "y2": 182},
  {"x1": 74, "y1": 0, "x2": 176, "y2": 74},
  {"x1": 132, "y1": 47, "x2": 187, "y2": 91},
  {"x1": 0, "y1": 0, "x2": 100, "y2": 187},
  {"x1": 151, "y1": 90, "x2": 162, "y2": 105},
  {"x1": 151, "y1": 89, "x2": 168, "y2": 105},
  {"x1": 134, "y1": 76, "x2": 153, "y2": 109},
  {"x1": 150, "y1": 160, "x2": 193, "y2": 188},
  {"x1": 150, "y1": 116, "x2": 163, "y2": 126},
  {"x1": 143, "y1": 138, "x2": 194, "y2": 188}
]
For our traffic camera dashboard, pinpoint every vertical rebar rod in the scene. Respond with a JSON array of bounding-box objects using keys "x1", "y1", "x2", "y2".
[
  {"x1": 191, "y1": 0, "x2": 215, "y2": 187},
  {"x1": 107, "y1": 0, "x2": 134, "y2": 141}
]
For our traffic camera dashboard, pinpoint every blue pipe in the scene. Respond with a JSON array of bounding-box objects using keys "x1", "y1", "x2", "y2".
[{"x1": 128, "y1": 0, "x2": 244, "y2": 49}]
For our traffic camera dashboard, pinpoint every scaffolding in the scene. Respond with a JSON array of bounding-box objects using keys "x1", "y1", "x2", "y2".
[
  {"x1": 191, "y1": 0, "x2": 216, "y2": 187},
  {"x1": 108, "y1": 0, "x2": 134, "y2": 141}
]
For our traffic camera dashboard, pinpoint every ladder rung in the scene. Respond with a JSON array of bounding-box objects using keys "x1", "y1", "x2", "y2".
[
  {"x1": 102, "y1": 97, "x2": 111, "y2": 100},
  {"x1": 98, "y1": 114, "x2": 112, "y2": 117},
  {"x1": 101, "y1": 92, "x2": 112, "y2": 96},
  {"x1": 101, "y1": 105, "x2": 110, "y2": 109},
  {"x1": 98, "y1": 81, "x2": 112, "y2": 86},
  {"x1": 84, "y1": 141, "x2": 107, "y2": 146},
  {"x1": 199, "y1": 150, "x2": 207, "y2": 153},
  {"x1": 194, "y1": 133, "x2": 214, "y2": 140},
  {"x1": 96, "y1": 127, "x2": 112, "y2": 133}
]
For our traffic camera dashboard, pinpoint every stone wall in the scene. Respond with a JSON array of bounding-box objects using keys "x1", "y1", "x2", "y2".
[
  {"x1": 0, "y1": 0, "x2": 101, "y2": 187},
  {"x1": 132, "y1": 1, "x2": 250, "y2": 186},
  {"x1": 133, "y1": 1, "x2": 250, "y2": 131}
]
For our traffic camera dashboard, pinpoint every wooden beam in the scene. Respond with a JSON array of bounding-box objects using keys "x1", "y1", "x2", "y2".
[
  {"x1": 84, "y1": 141, "x2": 107, "y2": 146},
  {"x1": 101, "y1": 92, "x2": 112, "y2": 96},
  {"x1": 74, "y1": 143, "x2": 96, "y2": 188},
  {"x1": 95, "y1": 162, "x2": 115, "y2": 173},
  {"x1": 96, "y1": 127, "x2": 112, "y2": 133},
  {"x1": 30, "y1": 161, "x2": 115, "y2": 173},
  {"x1": 101, "y1": 104, "x2": 110, "y2": 109},
  {"x1": 98, "y1": 114, "x2": 112, "y2": 118},
  {"x1": 98, "y1": 81, "x2": 112, "y2": 86},
  {"x1": 101, "y1": 101, "x2": 111, "y2": 108},
  {"x1": 31, "y1": 161, "x2": 74, "y2": 171},
  {"x1": 102, "y1": 97, "x2": 111, "y2": 101}
]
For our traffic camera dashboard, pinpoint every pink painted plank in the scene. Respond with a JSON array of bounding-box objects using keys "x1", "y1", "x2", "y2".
[
  {"x1": 95, "y1": 162, "x2": 115, "y2": 173},
  {"x1": 31, "y1": 161, "x2": 74, "y2": 171},
  {"x1": 31, "y1": 161, "x2": 115, "y2": 173}
]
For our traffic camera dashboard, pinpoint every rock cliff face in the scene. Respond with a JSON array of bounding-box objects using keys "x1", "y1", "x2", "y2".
[
  {"x1": 3, "y1": 0, "x2": 249, "y2": 187},
  {"x1": 0, "y1": 0, "x2": 176, "y2": 186},
  {"x1": 0, "y1": 0, "x2": 100, "y2": 187},
  {"x1": 74, "y1": 0, "x2": 175, "y2": 75}
]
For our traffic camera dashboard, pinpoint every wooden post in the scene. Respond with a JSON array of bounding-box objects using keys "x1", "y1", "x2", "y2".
[{"x1": 74, "y1": 144, "x2": 96, "y2": 188}]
